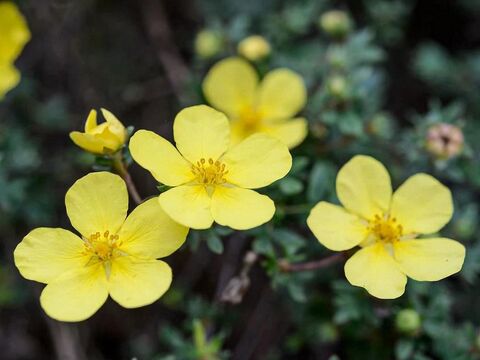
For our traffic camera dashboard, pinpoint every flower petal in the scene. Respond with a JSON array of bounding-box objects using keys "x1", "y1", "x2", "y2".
[
  {"x1": 84, "y1": 109, "x2": 98, "y2": 132},
  {"x1": 344, "y1": 243, "x2": 407, "y2": 299},
  {"x1": 0, "y1": 62, "x2": 20, "y2": 99},
  {"x1": 203, "y1": 57, "x2": 258, "y2": 117},
  {"x1": 14, "y1": 228, "x2": 89, "y2": 284},
  {"x1": 391, "y1": 173, "x2": 453, "y2": 234},
  {"x1": 262, "y1": 117, "x2": 308, "y2": 149},
  {"x1": 69, "y1": 131, "x2": 106, "y2": 154},
  {"x1": 108, "y1": 257, "x2": 172, "y2": 308},
  {"x1": 173, "y1": 105, "x2": 230, "y2": 163},
  {"x1": 211, "y1": 186, "x2": 275, "y2": 230},
  {"x1": 307, "y1": 202, "x2": 367, "y2": 251},
  {"x1": 40, "y1": 263, "x2": 108, "y2": 322},
  {"x1": 119, "y1": 198, "x2": 188, "y2": 259},
  {"x1": 129, "y1": 130, "x2": 193, "y2": 186},
  {"x1": 336, "y1": 155, "x2": 392, "y2": 219},
  {"x1": 222, "y1": 133, "x2": 292, "y2": 189},
  {"x1": 257, "y1": 69, "x2": 307, "y2": 120},
  {"x1": 393, "y1": 238, "x2": 465, "y2": 281},
  {"x1": 65, "y1": 172, "x2": 128, "y2": 238},
  {"x1": 0, "y1": 2, "x2": 31, "y2": 64},
  {"x1": 158, "y1": 185, "x2": 214, "y2": 229}
]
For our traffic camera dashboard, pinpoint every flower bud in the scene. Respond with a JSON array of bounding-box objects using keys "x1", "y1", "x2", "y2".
[
  {"x1": 195, "y1": 29, "x2": 223, "y2": 59},
  {"x1": 319, "y1": 10, "x2": 352, "y2": 39},
  {"x1": 425, "y1": 123, "x2": 464, "y2": 159},
  {"x1": 395, "y1": 309, "x2": 421, "y2": 335},
  {"x1": 237, "y1": 35, "x2": 271, "y2": 61},
  {"x1": 70, "y1": 108, "x2": 127, "y2": 155},
  {"x1": 326, "y1": 75, "x2": 349, "y2": 100}
]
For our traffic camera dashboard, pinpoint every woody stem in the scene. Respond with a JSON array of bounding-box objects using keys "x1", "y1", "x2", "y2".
[
  {"x1": 279, "y1": 253, "x2": 345, "y2": 272},
  {"x1": 111, "y1": 153, "x2": 142, "y2": 205}
]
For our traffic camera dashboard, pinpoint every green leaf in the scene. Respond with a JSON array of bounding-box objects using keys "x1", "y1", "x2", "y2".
[
  {"x1": 278, "y1": 177, "x2": 304, "y2": 195},
  {"x1": 307, "y1": 161, "x2": 336, "y2": 203},
  {"x1": 206, "y1": 232, "x2": 224, "y2": 254}
]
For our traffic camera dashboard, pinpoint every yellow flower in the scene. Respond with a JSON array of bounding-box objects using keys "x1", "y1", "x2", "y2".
[
  {"x1": 14, "y1": 172, "x2": 188, "y2": 322},
  {"x1": 70, "y1": 108, "x2": 127, "y2": 154},
  {"x1": 129, "y1": 105, "x2": 292, "y2": 230},
  {"x1": 203, "y1": 57, "x2": 307, "y2": 149},
  {"x1": 307, "y1": 155, "x2": 465, "y2": 299},
  {"x1": 237, "y1": 35, "x2": 271, "y2": 61},
  {"x1": 0, "y1": 2, "x2": 31, "y2": 99}
]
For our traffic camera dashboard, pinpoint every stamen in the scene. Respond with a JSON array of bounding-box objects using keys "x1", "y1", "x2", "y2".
[{"x1": 191, "y1": 157, "x2": 229, "y2": 187}]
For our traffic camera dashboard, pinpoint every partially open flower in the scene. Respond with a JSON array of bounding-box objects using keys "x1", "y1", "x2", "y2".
[
  {"x1": 70, "y1": 108, "x2": 127, "y2": 155},
  {"x1": 426, "y1": 123, "x2": 464, "y2": 159},
  {"x1": 237, "y1": 35, "x2": 271, "y2": 62}
]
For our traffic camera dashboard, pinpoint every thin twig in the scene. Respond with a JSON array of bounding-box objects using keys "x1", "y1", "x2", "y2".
[
  {"x1": 279, "y1": 253, "x2": 345, "y2": 272},
  {"x1": 111, "y1": 153, "x2": 142, "y2": 205},
  {"x1": 138, "y1": 0, "x2": 190, "y2": 103}
]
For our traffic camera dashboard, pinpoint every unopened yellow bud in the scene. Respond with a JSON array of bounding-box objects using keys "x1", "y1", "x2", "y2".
[
  {"x1": 237, "y1": 35, "x2": 271, "y2": 61},
  {"x1": 70, "y1": 108, "x2": 127, "y2": 155},
  {"x1": 326, "y1": 75, "x2": 349, "y2": 100},
  {"x1": 395, "y1": 309, "x2": 421, "y2": 335},
  {"x1": 195, "y1": 30, "x2": 223, "y2": 59},
  {"x1": 319, "y1": 10, "x2": 352, "y2": 38}
]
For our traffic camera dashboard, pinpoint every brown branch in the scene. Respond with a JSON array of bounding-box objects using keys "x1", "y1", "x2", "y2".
[
  {"x1": 111, "y1": 153, "x2": 142, "y2": 205},
  {"x1": 279, "y1": 253, "x2": 345, "y2": 272},
  {"x1": 138, "y1": 0, "x2": 190, "y2": 103}
]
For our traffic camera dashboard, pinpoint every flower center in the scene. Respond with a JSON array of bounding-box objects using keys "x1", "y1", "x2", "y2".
[
  {"x1": 84, "y1": 230, "x2": 121, "y2": 261},
  {"x1": 368, "y1": 213, "x2": 403, "y2": 244},
  {"x1": 191, "y1": 158, "x2": 228, "y2": 186}
]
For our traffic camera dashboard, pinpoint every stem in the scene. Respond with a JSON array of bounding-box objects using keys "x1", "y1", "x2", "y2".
[
  {"x1": 111, "y1": 153, "x2": 142, "y2": 205},
  {"x1": 279, "y1": 253, "x2": 344, "y2": 272}
]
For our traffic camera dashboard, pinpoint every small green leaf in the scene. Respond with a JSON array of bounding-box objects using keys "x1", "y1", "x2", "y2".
[
  {"x1": 206, "y1": 232, "x2": 224, "y2": 254},
  {"x1": 279, "y1": 177, "x2": 304, "y2": 195}
]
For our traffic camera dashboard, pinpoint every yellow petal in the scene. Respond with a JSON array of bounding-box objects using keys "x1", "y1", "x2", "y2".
[
  {"x1": 211, "y1": 186, "x2": 274, "y2": 230},
  {"x1": 14, "y1": 228, "x2": 88, "y2": 284},
  {"x1": 173, "y1": 105, "x2": 230, "y2": 163},
  {"x1": 393, "y1": 238, "x2": 465, "y2": 281},
  {"x1": 129, "y1": 130, "x2": 193, "y2": 186},
  {"x1": 101, "y1": 108, "x2": 123, "y2": 127},
  {"x1": 262, "y1": 117, "x2": 308, "y2": 149},
  {"x1": 222, "y1": 133, "x2": 292, "y2": 189},
  {"x1": 257, "y1": 68, "x2": 307, "y2": 120},
  {"x1": 0, "y1": 62, "x2": 20, "y2": 99},
  {"x1": 40, "y1": 263, "x2": 108, "y2": 322},
  {"x1": 203, "y1": 57, "x2": 258, "y2": 117},
  {"x1": 159, "y1": 185, "x2": 214, "y2": 229},
  {"x1": 391, "y1": 173, "x2": 453, "y2": 234},
  {"x1": 336, "y1": 155, "x2": 392, "y2": 219},
  {"x1": 119, "y1": 198, "x2": 188, "y2": 259},
  {"x1": 69, "y1": 131, "x2": 106, "y2": 154},
  {"x1": 108, "y1": 257, "x2": 172, "y2": 308},
  {"x1": 84, "y1": 109, "x2": 98, "y2": 132},
  {"x1": 0, "y1": 2, "x2": 31, "y2": 64},
  {"x1": 344, "y1": 243, "x2": 407, "y2": 299},
  {"x1": 65, "y1": 172, "x2": 128, "y2": 238},
  {"x1": 307, "y1": 202, "x2": 367, "y2": 251}
]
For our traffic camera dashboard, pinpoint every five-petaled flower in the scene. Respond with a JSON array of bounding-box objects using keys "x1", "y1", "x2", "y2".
[
  {"x1": 14, "y1": 172, "x2": 188, "y2": 322},
  {"x1": 0, "y1": 2, "x2": 30, "y2": 99},
  {"x1": 129, "y1": 105, "x2": 292, "y2": 230},
  {"x1": 203, "y1": 57, "x2": 307, "y2": 149},
  {"x1": 307, "y1": 155, "x2": 465, "y2": 299},
  {"x1": 70, "y1": 108, "x2": 127, "y2": 155}
]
